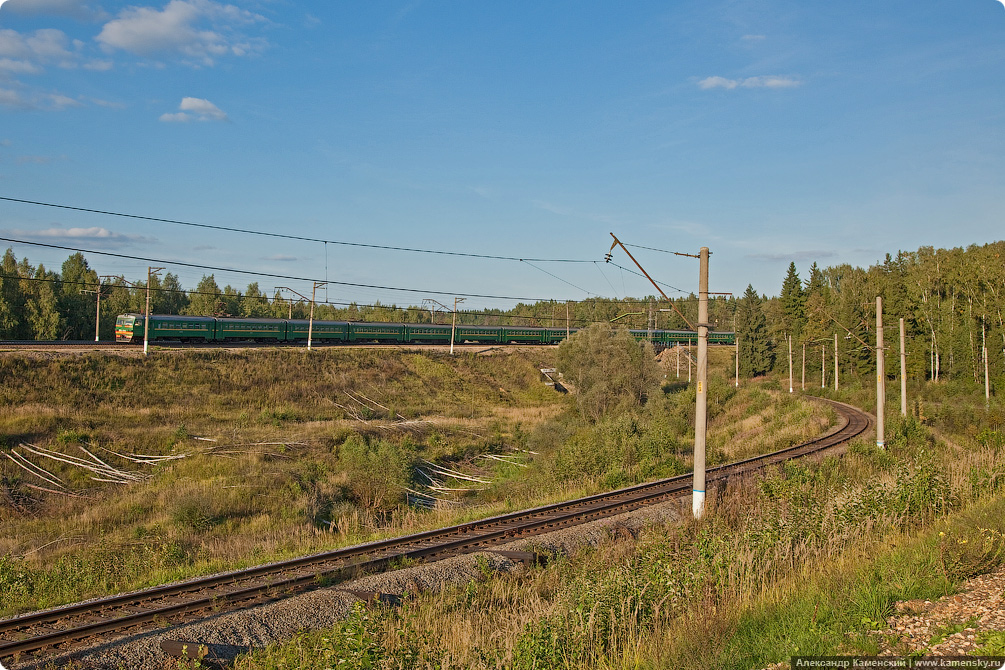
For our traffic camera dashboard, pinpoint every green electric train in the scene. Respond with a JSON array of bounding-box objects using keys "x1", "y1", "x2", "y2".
[{"x1": 115, "y1": 314, "x2": 736, "y2": 347}]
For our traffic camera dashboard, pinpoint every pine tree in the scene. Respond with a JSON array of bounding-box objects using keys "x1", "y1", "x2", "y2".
[
  {"x1": 0, "y1": 248, "x2": 19, "y2": 338},
  {"x1": 185, "y1": 275, "x2": 222, "y2": 316},
  {"x1": 160, "y1": 273, "x2": 189, "y2": 315},
  {"x1": 736, "y1": 285, "x2": 773, "y2": 376},
  {"x1": 780, "y1": 262, "x2": 806, "y2": 340},
  {"x1": 58, "y1": 253, "x2": 99, "y2": 339}
]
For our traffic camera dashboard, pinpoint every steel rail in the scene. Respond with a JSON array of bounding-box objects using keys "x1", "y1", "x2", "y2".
[{"x1": 0, "y1": 397, "x2": 870, "y2": 661}]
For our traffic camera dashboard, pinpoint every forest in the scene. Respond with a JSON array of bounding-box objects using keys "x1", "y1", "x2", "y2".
[{"x1": 1, "y1": 241, "x2": 1002, "y2": 392}]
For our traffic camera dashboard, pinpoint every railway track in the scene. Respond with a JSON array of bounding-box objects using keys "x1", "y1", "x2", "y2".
[{"x1": 0, "y1": 397, "x2": 871, "y2": 664}]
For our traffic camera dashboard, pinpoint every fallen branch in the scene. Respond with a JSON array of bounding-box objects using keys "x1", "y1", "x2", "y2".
[
  {"x1": 350, "y1": 391, "x2": 407, "y2": 421},
  {"x1": 5, "y1": 450, "x2": 67, "y2": 489},
  {"x1": 206, "y1": 449, "x2": 293, "y2": 460},
  {"x1": 21, "y1": 443, "x2": 145, "y2": 483},
  {"x1": 426, "y1": 484, "x2": 486, "y2": 493},
  {"x1": 22, "y1": 535, "x2": 86, "y2": 556},
  {"x1": 333, "y1": 402, "x2": 368, "y2": 422},
  {"x1": 478, "y1": 453, "x2": 528, "y2": 467},
  {"x1": 90, "y1": 476, "x2": 133, "y2": 485},
  {"x1": 24, "y1": 483, "x2": 89, "y2": 498},
  {"x1": 97, "y1": 446, "x2": 188, "y2": 464},
  {"x1": 415, "y1": 468, "x2": 444, "y2": 488},
  {"x1": 401, "y1": 486, "x2": 459, "y2": 506},
  {"x1": 420, "y1": 459, "x2": 491, "y2": 484}
]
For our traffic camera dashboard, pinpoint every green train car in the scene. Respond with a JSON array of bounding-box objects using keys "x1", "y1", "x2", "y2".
[
  {"x1": 115, "y1": 314, "x2": 216, "y2": 342},
  {"x1": 116, "y1": 314, "x2": 735, "y2": 347}
]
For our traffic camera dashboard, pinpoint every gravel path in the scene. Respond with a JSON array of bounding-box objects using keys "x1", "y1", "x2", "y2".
[
  {"x1": 19, "y1": 497, "x2": 684, "y2": 669},
  {"x1": 873, "y1": 563, "x2": 1005, "y2": 656},
  {"x1": 757, "y1": 564, "x2": 1005, "y2": 670}
]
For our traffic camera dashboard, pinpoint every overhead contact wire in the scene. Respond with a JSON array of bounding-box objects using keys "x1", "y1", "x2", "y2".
[
  {"x1": 593, "y1": 261, "x2": 619, "y2": 297},
  {"x1": 0, "y1": 236, "x2": 561, "y2": 303},
  {"x1": 0, "y1": 196, "x2": 593, "y2": 264},
  {"x1": 519, "y1": 260, "x2": 596, "y2": 297},
  {"x1": 605, "y1": 261, "x2": 688, "y2": 295}
]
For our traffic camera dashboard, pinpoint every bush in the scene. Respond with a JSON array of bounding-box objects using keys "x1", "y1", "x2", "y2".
[
  {"x1": 556, "y1": 324, "x2": 662, "y2": 421},
  {"x1": 338, "y1": 436, "x2": 415, "y2": 510}
]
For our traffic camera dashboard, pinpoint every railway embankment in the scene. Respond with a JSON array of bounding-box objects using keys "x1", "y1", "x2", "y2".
[{"x1": 5, "y1": 336, "x2": 1001, "y2": 668}]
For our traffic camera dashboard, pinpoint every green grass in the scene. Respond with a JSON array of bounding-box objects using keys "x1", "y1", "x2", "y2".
[
  {"x1": 224, "y1": 384, "x2": 1005, "y2": 670},
  {"x1": 0, "y1": 346, "x2": 825, "y2": 621}
]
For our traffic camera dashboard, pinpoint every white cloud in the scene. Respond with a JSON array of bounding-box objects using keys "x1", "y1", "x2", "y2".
[
  {"x1": 159, "y1": 96, "x2": 228, "y2": 122},
  {"x1": 697, "y1": 76, "x2": 738, "y2": 90},
  {"x1": 1, "y1": 0, "x2": 108, "y2": 21},
  {"x1": 83, "y1": 60, "x2": 114, "y2": 71},
  {"x1": 266, "y1": 254, "x2": 298, "y2": 261},
  {"x1": 0, "y1": 58, "x2": 42, "y2": 75},
  {"x1": 5, "y1": 226, "x2": 154, "y2": 248},
  {"x1": 180, "y1": 95, "x2": 226, "y2": 118},
  {"x1": 0, "y1": 28, "x2": 75, "y2": 63},
  {"x1": 698, "y1": 75, "x2": 801, "y2": 90},
  {"x1": 40, "y1": 226, "x2": 115, "y2": 238},
  {"x1": 747, "y1": 76, "x2": 801, "y2": 89},
  {"x1": 746, "y1": 250, "x2": 836, "y2": 262},
  {"x1": 0, "y1": 85, "x2": 80, "y2": 110},
  {"x1": 96, "y1": 0, "x2": 266, "y2": 66},
  {"x1": 0, "y1": 88, "x2": 24, "y2": 108},
  {"x1": 84, "y1": 95, "x2": 124, "y2": 108}
]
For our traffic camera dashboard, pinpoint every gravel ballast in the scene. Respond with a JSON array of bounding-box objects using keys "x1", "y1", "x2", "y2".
[{"x1": 20, "y1": 497, "x2": 685, "y2": 669}]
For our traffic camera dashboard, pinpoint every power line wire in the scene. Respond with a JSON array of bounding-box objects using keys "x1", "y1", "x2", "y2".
[
  {"x1": 593, "y1": 261, "x2": 619, "y2": 297},
  {"x1": 0, "y1": 196, "x2": 596, "y2": 264},
  {"x1": 3, "y1": 273, "x2": 700, "y2": 328},
  {"x1": 520, "y1": 260, "x2": 595, "y2": 297},
  {"x1": 605, "y1": 261, "x2": 688, "y2": 294},
  {"x1": 0, "y1": 236, "x2": 568, "y2": 303},
  {"x1": 624, "y1": 242, "x2": 688, "y2": 255}
]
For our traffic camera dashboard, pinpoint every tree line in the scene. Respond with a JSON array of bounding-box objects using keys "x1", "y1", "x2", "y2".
[
  {"x1": 734, "y1": 241, "x2": 1005, "y2": 392},
  {"x1": 0, "y1": 248, "x2": 736, "y2": 341},
  {"x1": 2, "y1": 240, "x2": 1003, "y2": 394}
]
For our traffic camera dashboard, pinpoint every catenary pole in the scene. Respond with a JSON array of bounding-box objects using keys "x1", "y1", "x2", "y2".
[
  {"x1": 876, "y1": 297, "x2": 885, "y2": 448},
  {"x1": 94, "y1": 283, "x2": 101, "y2": 342},
  {"x1": 693, "y1": 247, "x2": 709, "y2": 520},
  {"x1": 834, "y1": 332, "x2": 839, "y2": 391},
  {"x1": 788, "y1": 334, "x2": 793, "y2": 393},
  {"x1": 985, "y1": 323, "x2": 991, "y2": 403},
  {"x1": 801, "y1": 341, "x2": 806, "y2": 391},
  {"x1": 735, "y1": 336, "x2": 739, "y2": 388},
  {"x1": 450, "y1": 297, "x2": 465, "y2": 355},
  {"x1": 307, "y1": 283, "x2": 319, "y2": 351},
  {"x1": 143, "y1": 267, "x2": 164, "y2": 356},
  {"x1": 900, "y1": 318, "x2": 908, "y2": 416},
  {"x1": 821, "y1": 342, "x2": 826, "y2": 388}
]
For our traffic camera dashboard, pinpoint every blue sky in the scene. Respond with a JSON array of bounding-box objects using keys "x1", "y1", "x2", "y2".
[{"x1": 1, "y1": 0, "x2": 1003, "y2": 311}]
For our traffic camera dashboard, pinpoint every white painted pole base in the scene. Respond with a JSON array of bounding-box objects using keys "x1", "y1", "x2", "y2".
[{"x1": 692, "y1": 490, "x2": 705, "y2": 519}]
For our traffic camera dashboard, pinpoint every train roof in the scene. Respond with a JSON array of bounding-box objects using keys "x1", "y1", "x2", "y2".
[{"x1": 118, "y1": 313, "x2": 216, "y2": 323}]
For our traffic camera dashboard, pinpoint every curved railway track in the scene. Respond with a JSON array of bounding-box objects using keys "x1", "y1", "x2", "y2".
[{"x1": 0, "y1": 397, "x2": 871, "y2": 664}]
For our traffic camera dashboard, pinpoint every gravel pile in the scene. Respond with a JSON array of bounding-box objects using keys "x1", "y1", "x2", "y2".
[
  {"x1": 872, "y1": 563, "x2": 1005, "y2": 656},
  {"x1": 20, "y1": 497, "x2": 685, "y2": 670},
  {"x1": 753, "y1": 562, "x2": 1005, "y2": 670}
]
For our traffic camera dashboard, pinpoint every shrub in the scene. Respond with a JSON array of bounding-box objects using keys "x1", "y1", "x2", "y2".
[
  {"x1": 338, "y1": 436, "x2": 415, "y2": 510},
  {"x1": 556, "y1": 324, "x2": 661, "y2": 421}
]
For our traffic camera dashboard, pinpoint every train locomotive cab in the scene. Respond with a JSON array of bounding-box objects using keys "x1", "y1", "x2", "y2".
[{"x1": 115, "y1": 313, "x2": 143, "y2": 343}]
